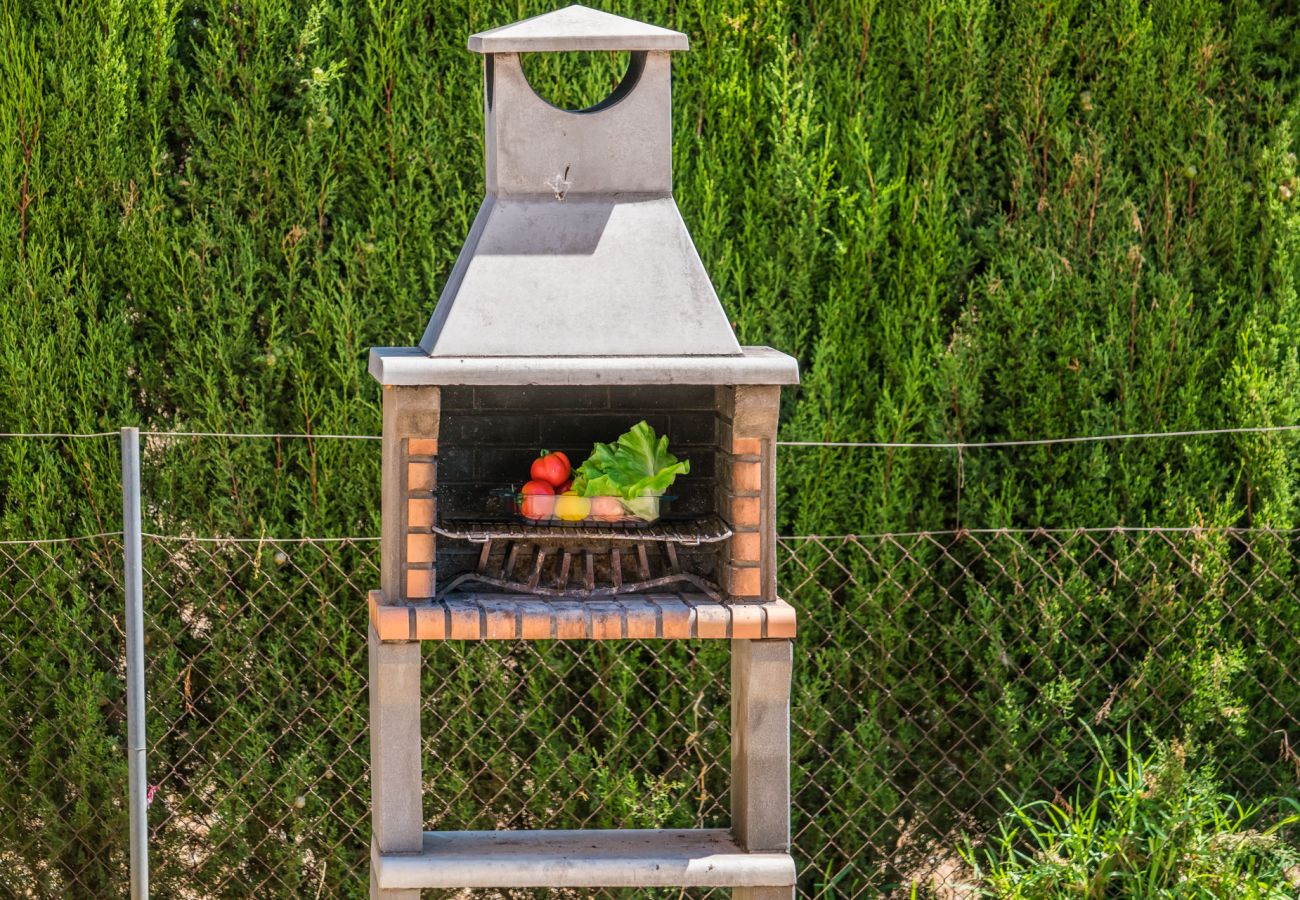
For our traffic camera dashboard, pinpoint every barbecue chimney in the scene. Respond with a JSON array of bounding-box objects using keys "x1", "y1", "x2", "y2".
[{"x1": 366, "y1": 8, "x2": 799, "y2": 897}]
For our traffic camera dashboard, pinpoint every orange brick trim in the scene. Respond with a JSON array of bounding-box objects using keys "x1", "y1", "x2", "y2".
[
  {"x1": 725, "y1": 564, "x2": 762, "y2": 598},
  {"x1": 407, "y1": 498, "x2": 435, "y2": 528},
  {"x1": 731, "y1": 460, "x2": 763, "y2": 493},
  {"x1": 367, "y1": 593, "x2": 798, "y2": 642},
  {"x1": 448, "y1": 602, "x2": 480, "y2": 640},
  {"x1": 407, "y1": 461, "x2": 436, "y2": 491},
  {"x1": 407, "y1": 438, "x2": 438, "y2": 457},
  {"x1": 481, "y1": 598, "x2": 517, "y2": 640},
  {"x1": 554, "y1": 601, "x2": 587, "y2": 639},
  {"x1": 406, "y1": 533, "x2": 434, "y2": 564},
  {"x1": 730, "y1": 496, "x2": 761, "y2": 528},
  {"x1": 589, "y1": 602, "x2": 624, "y2": 639},
  {"x1": 520, "y1": 603, "x2": 554, "y2": 640},
  {"x1": 414, "y1": 605, "x2": 446, "y2": 640},
  {"x1": 765, "y1": 599, "x2": 797, "y2": 638},
  {"x1": 368, "y1": 591, "x2": 413, "y2": 641},
  {"x1": 729, "y1": 602, "x2": 765, "y2": 639},
  {"x1": 405, "y1": 568, "x2": 434, "y2": 599},
  {"x1": 655, "y1": 597, "x2": 693, "y2": 639},
  {"x1": 730, "y1": 531, "x2": 761, "y2": 563},
  {"x1": 691, "y1": 599, "x2": 730, "y2": 639}
]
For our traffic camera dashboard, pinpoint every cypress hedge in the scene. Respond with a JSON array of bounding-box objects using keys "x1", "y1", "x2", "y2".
[{"x1": 2, "y1": 1, "x2": 1299, "y2": 896}]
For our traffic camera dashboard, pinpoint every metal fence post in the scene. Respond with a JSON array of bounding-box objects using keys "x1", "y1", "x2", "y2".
[{"x1": 121, "y1": 427, "x2": 149, "y2": 899}]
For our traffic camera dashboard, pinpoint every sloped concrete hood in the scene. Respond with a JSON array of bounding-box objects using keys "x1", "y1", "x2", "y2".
[{"x1": 419, "y1": 6, "x2": 742, "y2": 359}]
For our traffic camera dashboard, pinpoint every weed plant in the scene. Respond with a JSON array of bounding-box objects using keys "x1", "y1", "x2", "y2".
[{"x1": 966, "y1": 731, "x2": 1300, "y2": 898}]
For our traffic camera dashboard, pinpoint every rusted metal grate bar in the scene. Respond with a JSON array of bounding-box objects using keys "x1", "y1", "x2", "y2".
[{"x1": 438, "y1": 538, "x2": 724, "y2": 600}]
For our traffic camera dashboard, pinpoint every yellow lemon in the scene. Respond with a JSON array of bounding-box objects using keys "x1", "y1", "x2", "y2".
[{"x1": 554, "y1": 491, "x2": 591, "y2": 522}]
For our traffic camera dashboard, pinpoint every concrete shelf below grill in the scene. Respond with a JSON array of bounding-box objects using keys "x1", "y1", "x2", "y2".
[
  {"x1": 368, "y1": 589, "x2": 795, "y2": 642},
  {"x1": 371, "y1": 828, "x2": 796, "y2": 890}
]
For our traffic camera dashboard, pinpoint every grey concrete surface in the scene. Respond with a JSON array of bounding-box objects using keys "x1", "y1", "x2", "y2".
[
  {"x1": 373, "y1": 829, "x2": 795, "y2": 889},
  {"x1": 368, "y1": 629, "x2": 423, "y2": 852},
  {"x1": 732, "y1": 639, "x2": 793, "y2": 853},
  {"x1": 369, "y1": 346, "x2": 799, "y2": 385},
  {"x1": 469, "y1": 5, "x2": 689, "y2": 53}
]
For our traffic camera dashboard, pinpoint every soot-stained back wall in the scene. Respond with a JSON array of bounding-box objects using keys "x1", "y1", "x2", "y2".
[{"x1": 436, "y1": 385, "x2": 720, "y2": 522}]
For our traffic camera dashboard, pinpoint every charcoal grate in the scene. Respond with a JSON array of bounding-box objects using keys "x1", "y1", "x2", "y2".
[{"x1": 437, "y1": 535, "x2": 723, "y2": 600}]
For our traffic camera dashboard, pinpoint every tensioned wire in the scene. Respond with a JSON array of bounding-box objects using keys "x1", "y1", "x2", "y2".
[
  {"x1": 0, "y1": 431, "x2": 382, "y2": 440},
  {"x1": 141, "y1": 431, "x2": 382, "y2": 440},
  {"x1": 4, "y1": 423, "x2": 1300, "y2": 446},
  {"x1": 774, "y1": 423, "x2": 1300, "y2": 449},
  {"x1": 8, "y1": 526, "x2": 1300, "y2": 544},
  {"x1": 0, "y1": 431, "x2": 120, "y2": 439},
  {"x1": 0, "y1": 532, "x2": 127, "y2": 544},
  {"x1": 5, "y1": 423, "x2": 1300, "y2": 542}
]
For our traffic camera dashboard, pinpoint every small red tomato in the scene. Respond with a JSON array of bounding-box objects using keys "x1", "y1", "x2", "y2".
[
  {"x1": 558, "y1": 478, "x2": 573, "y2": 494},
  {"x1": 530, "y1": 451, "x2": 571, "y2": 488},
  {"x1": 520, "y1": 480, "x2": 555, "y2": 519},
  {"x1": 590, "y1": 495, "x2": 624, "y2": 522}
]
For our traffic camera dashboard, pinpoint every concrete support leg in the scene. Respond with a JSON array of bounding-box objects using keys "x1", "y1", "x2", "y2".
[
  {"x1": 369, "y1": 626, "x2": 422, "y2": 899},
  {"x1": 731, "y1": 638, "x2": 794, "y2": 900}
]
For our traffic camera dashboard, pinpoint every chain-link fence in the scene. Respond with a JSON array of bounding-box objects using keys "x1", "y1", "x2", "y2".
[
  {"x1": 0, "y1": 534, "x2": 127, "y2": 898},
  {"x1": 4, "y1": 440, "x2": 1300, "y2": 897},
  {"x1": 781, "y1": 529, "x2": 1300, "y2": 895}
]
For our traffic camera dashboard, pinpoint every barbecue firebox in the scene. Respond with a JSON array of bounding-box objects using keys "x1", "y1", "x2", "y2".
[{"x1": 365, "y1": 6, "x2": 799, "y2": 898}]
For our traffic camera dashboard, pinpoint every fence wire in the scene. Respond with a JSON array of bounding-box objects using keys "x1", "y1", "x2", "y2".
[
  {"x1": 6, "y1": 524, "x2": 1299, "y2": 897},
  {"x1": 782, "y1": 529, "x2": 1300, "y2": 896},
  {"x1": 140, "y1": 536, "x2": 377, "y2": 898},
  {"x1": 0, "y1": 535, "x2": 127, "y2": 898}
]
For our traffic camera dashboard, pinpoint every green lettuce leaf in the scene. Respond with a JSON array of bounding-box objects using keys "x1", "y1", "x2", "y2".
[{"x1": 572, "y1": 421, "x2": 690, "y2": 519}]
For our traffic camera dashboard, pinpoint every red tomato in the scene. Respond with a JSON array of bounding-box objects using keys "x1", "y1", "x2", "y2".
[
  {"x1": 530, "y1": 451, "x2": 571, "y2": 488},
  {"x1": 520, "y1": 480, "x2": 555, "y2": 519},
  {"x1": 557, "y1": 478, "x2": 573, "y2": 494},
  {"x1": 590, "y1": 495, "x2": 624, "y2": 522}
]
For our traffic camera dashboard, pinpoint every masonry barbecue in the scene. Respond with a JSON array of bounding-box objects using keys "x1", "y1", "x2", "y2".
[{"x1": 365, "y1": 6, "x2": 800, "y2": 897}]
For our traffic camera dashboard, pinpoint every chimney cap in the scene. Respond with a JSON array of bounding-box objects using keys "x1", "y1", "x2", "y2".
[{"x1": 468, "y1": 5, "x2": 689, "y2": 54}]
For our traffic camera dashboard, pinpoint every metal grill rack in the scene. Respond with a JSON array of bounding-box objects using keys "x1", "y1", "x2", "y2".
[
  {"x1": 432, "y1": 515, "x2": 732, "y2": 544},
  {"x1": 434, "y1": 517, "x2": 732, "y2": 600}
]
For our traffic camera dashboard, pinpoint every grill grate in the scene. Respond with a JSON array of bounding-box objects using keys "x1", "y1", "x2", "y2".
[
  {"x1": 432, "y1": 515, "x2": 732, "y2": 546},
  {"x1": 436, "y1": 532, "x2": 725, "y2": 601}
]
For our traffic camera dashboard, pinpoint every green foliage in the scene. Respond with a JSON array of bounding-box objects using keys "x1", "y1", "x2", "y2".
[
  {"x1": 5, "y1": 0, "x2": 1298, "y2": 539},
  {"x1": 139, "y1": 537, "x2": 375, "y2": 896},
  {"x1": 2, "y1": 0, "x2": 1300, "y2": 897},
  {"x1": 787, "y1": 528, "x2": 1300, "y2": 894},
  {"x1": 571, "y1": 420, "x2": 691, "y2": 510},
  {"x1": 0, "y1": 538, "x2": 127, "y2": 897},
  {"x1": 965, "y1": 730, "x2": 1300, "y2": 898}
]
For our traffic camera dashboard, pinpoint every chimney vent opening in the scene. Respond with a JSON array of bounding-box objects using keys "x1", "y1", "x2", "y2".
[{"x1": 518, "y1": 49, "x2": 639, "y2": 113}]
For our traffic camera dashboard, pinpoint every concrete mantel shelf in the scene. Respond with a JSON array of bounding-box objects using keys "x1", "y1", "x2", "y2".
[
  {"x1": 372, "y1": 828, "x2": 795, "y2": 890},
  {"x1": 369, "y1": 346, "x2": 800, "y2": 386},
  {"x1": 368, "y1": 590, "x2": 797, "y2": 642}
]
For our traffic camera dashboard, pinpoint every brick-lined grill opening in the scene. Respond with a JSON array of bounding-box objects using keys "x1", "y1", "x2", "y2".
[
  {"x1": 429, "y1": 384, "x2": 727, "y2": 597},
  {"x1": 437, "y1": 384, "x2": 720, "y2": 519},
  {"x1": 395, "y1": 384, "x2": 780, "y2": 604}
]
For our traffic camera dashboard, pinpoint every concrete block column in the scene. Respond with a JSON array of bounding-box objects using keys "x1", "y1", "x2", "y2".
[
  {"x1": 368, "y1": 626, "x2": 422, "y2": 899},
  {"x1": 382, "y1": 385, "x2": 440, "y2": 602},
  {"x1": 718, "y1": 386, "x2": 780, "y2": 602},
  {"x1": 731, "y1": 638, "x2": 793, "y2": 899}
]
